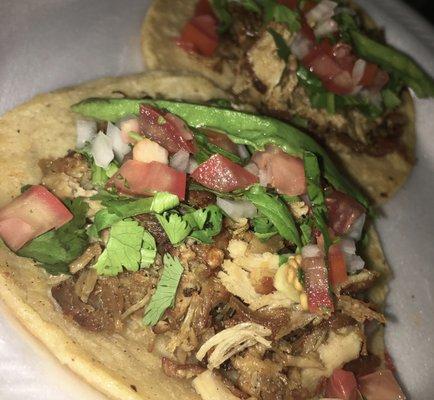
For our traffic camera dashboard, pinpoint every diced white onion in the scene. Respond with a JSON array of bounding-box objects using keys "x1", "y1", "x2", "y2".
[
  {"x1": 360, "y1": 89, "x2": 382, "y2": 108},
  {"x1": 118, "y1": 117, "x2": 140, "y2": 144},
  {"x1": 244, "y1": 162, "x2": 259, "y2": 176},
  {"x1": 302, "y1": 244, "x2": 322, "y2": 258},
  {"x1": 314, "y1": 18, "x2": 338, "y2": 37},
  {"x1": 133, "y1": 139, "x2": 168, "y2": 164},
  {"x1": 306, "y1": 0, "x2": 338, "y2": 25},
  {"x1": 91, "y1": 132, "x2": 114, "y2": 168},
  {"x1": 107, "y1": 122, "x2": 131, "y2": 162},
  {"x1": 347, "y1": 213, "x2": 366, "y2": 241},
  {"x1": 340, "y1": 238, "x2": 365, "y2": 274},
  {"x1": 187, "y1": 158, "x2": 198, "y2": 174},
  {"x1": 290, "y1": 33, "x2": 313, "y2": 60},
  {"x1": 346, "y1": 254, "x2": 365, "y2": 274},
  {"x1": 170, "y1": 150, "x2": 190, "y2": 172},
  {"x1": 76, "y1": 119, "x2": 97, "y2": 149},
  {"x1": 258, "y1": 170, "x2": 269, "y2": 187},
  {"x1": 237, "y1": 144, "x2": 250, "y2": 160},
  {"x1": 216, "y1": 198, "x2": 257, "y2": 219},
  {"x1": 352, "y1": 59, "x2": 367, "y2": 85}
]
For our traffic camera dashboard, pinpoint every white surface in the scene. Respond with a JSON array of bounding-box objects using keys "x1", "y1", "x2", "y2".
[{"x1": 0, "y1": 0, "x2": 433, "y2": 399}]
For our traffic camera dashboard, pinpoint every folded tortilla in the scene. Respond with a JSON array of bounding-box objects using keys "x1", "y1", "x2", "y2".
[
  {"x1": 141, "y1": 0, "x2": 416, "y2": 205},
  {"x1": 0, "y1": 72, "x2": 390, "y2": 400}
]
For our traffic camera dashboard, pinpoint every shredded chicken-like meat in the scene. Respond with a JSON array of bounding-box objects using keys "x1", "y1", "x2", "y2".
[
  {"x1": 337, "y1": 295, "x2": 386, "y2": 324},
  {"x1": 74, "y1": 268, "x2": 98, "y2": 303},
  {"x1": 69, "y1": 243, "x2": 101, "y2": 274},
  {"x1": 121, "y1": 292, "x2": 151, "y2": 320},
  {"x1": 196, "y1": 322, "x2": 271, "y2": 369},
  {"x1": 162, "y1": 357, "x2": 205, "y2": 380}
]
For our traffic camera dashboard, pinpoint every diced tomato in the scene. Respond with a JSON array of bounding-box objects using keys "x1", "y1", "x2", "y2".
[
  {"x1": 302, "y1": 0, "x2": 317, "y2": 13},
  {"x1": 139, "y1": 105, "x2": 196, "y2": 154},
  {"x1": 371, "y1": 69, "x2": 390, "y2": 91},
  {"x1": 178, "y1": 15, "x2": 218, "y2": 57},
  {"x1": 300, "y1": 20, "x2": 316, "y2": 42},
  {"x1": 191, "y1": 154, "x2": 258, "y2": 192},
  {"x1": 111, "y1": 160, "x2": 186, "y2": 200},
  {"x1": 303, "y1": 39, "x2": 333, "y2": 67},
  {"x1": 359, "y1": 62, "x2": 379, "y2": 87},
  {"x1": 277, "y1": 0, "x2": 298, "y2": 10},
  {"x1": 332, "y1": 43, "x2": 356, "y2": 73},
  {"x1": 301, "y1": 253, "x2": 334, "y2": 314},
  {"x1": 202, "y1": 129, "x2": 239, "y2": 155},
  {"x1": 325, "y1": 190, "x2": 365, "y2": 236},
  {"x1": 252, "y1": 145, "x2": 306, "y2": 196},
  {"x1": 358, "y1": 370, "x2": 406, "y2": 400},
  {"x1": 323, "y1": 70, "x2": 355, "y2": 95},
  {"x1": 194, "y1": 0, "x2": 215, "y2": 17},
  {"x1": 328, "y1": 243, "x2": 348, "y2": 286},
  {"x1": 0, "y1": 185, "x2": 73, "y2": 251},
  {"x1": 191, "y1": 15, "x2": 218, "y2": 39},
  {"x1": 326, "y1": 369, "x2": 358, "y2": 400},
  {"x1": 308, "y1": 53, "x2": 342, "y2": 81}
]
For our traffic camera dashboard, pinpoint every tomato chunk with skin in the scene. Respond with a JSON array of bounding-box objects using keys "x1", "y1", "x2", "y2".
[
  {"x1": 358, "y1": 370, "x2": 406, "y2": 400},
  {"x1": 194, "y1": 0, "x2": 215, "y2": 17},
  {"x1": 326, "y1": 369, "x2": 358, "y2": 400},
  {"x1": 111, "y1": 160, "x2": 186, "y2": 200},
  {"x1": 191, "y1": 154, "x2": 258, "y2": 192},
  {"x1": 328, "y1": 243, "x2": 348, "y2": 286},
  {"x1": 139, "y1": 105, "x2": 196, "y2": 154},
  {"x1": 252, "y1": 145, "x2": 306, "y2": 196},
  {"x1": 301, "y1": 250, "x2": 334, "y2": 314},
  {"x1": 178, "y1": 16, "x2": 218, "y2": 57},
  {"x1": 202, "y1": 129, "x2": 239, "y2": 155},
  {"x1": 325, "y1": 190, "x2": 365, "y2": 236},
  {"x1": 0, "y1": 185, "x2": 73, "y2": 251}
]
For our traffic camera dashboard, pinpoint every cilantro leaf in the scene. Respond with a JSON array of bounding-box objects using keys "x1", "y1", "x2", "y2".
[
  {"x1": 94, "y1": 220, "x2": 144, "y2": 276},
  {"x1": 211, "y1": 0, "x2": 233, "y2": 33},
  {"x1": 188, "y1": 205, "x2": 223, "y2": 244},
  {"x1": 150, "y1": 192, "x2": 180, "y2": 214},
  {"x1": 143, "y1": 254, "x2": 184, "y2": 326},
  {"x1": 156, "y1": 213, "x2": 191, "y2": 245},
  {"x1": 18, "y1": 198, "x2": 89, "y2": 275},
  {"x1": 141, "y1": 230, "x2": 157, "y2": 268},
  {"x1": 88, "y1": 192, "x2": 179, "y2": 236}
]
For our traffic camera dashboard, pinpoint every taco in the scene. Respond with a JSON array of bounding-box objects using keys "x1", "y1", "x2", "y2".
[
  {"x1": 141, "y1": 0, "x2": 434, "y2": 203},
  {"x1": 0, "y1": 72, "x2": 406, "y2": 399}
]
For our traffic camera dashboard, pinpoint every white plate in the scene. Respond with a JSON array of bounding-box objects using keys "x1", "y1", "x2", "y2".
[{"x1": 0, "y1": 0, "x2": 433, "y2": 399}]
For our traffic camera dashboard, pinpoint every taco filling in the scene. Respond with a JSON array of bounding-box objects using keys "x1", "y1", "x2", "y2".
[
  {"x1": 0, "y1": 99, "x2": 405, "y2": 399},
  {"x1": 172, "y1": 0, "x2": 432, "y2": 159}
]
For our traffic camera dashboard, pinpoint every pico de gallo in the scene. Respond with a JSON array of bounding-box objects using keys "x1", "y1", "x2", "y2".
[{"x1": 0, "y1": 98, "x2": 406, "y2": 399}]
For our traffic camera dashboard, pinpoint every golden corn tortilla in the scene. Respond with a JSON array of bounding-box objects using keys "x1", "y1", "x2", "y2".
[
  {"x1": 0, "y1": 72, "x2": 389, "y2": 400},
  {"x1": 141, "y1": 0, "x2": 416, "y2": 204}
]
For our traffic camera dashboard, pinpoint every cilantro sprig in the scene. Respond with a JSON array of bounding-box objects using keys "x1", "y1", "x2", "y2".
[
  {"x1": 94, "y1": 220, "x2": 143, "y2": 275},
  {"x1": 143, "y1": 254, "x2": 184, "y2": 326},
  {"x1": 156, "y1": 213, "x2": 192, "y2": 245}
]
